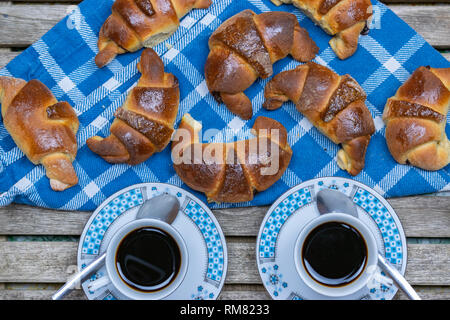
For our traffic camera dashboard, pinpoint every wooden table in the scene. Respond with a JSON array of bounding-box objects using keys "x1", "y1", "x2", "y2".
[{"x1": 0, "y1": 0, "x2": 449, "y2": 300}]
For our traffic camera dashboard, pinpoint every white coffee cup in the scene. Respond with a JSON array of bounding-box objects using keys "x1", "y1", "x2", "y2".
[
  {"x1": 88, "y1": 218, "x2": 188, "y2": 300},
  {"x1": 294, "y1": 213, "x2": 378, "y2": 298}
]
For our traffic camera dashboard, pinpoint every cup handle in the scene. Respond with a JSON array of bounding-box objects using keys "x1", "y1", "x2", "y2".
[
  {"x1": 87, "y1": 274, "x2": 111, "y2": 293},
  {"x1": 52, "y1": 252, "x2": 106, "y2": 300},
  {"x1": 377, "y1": 253, "x2": 421, "y2": 300}
]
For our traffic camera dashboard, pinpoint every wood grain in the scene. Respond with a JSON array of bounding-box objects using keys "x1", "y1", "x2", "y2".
[
  {"x1": 0, "y1": 241, "x2": 448, "y2": 285},
  {"x1": 0, "y1": 195, "x2": 448, "y2": 237},
  {"x1": 7, "y1": 0, "x2": 450, "y2": 4},
  {"x1": 0, "y1": 0, "x2": 449, "y2": 302},
  {"x1": 0, "y1": 3, "x2": 448, "y2": 48},
  {"x1": 214, "y1": 196, "x2": 450, "y2": 237},
  {"x1": 0, "y1": 285, "x2": 448, "y2": 300},
  {"x1": 389, "y1": 5, "x2": 450, "y2": 49}
]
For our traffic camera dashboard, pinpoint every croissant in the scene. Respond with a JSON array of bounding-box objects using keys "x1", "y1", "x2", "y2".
[
  {"x1": 263, "y1": 62, "x2": 375, "y2": 176},
  {"x1": 204, "y1": 9, "x2": 318, "y2": 120},
  {"x1": 171, "y1": 114, "x2": 293, "y2": 203},
  {"x1": 87, "y1": 48, "x2": 179, "y2": 165},
  {"x1": 0, "y1": 77, "x2": 79, "y2": 191},
  {"x1": 383, "y1": 66, "x2": 450, "y2": 171},
  {"x1": 270, "y1": 0, "x2": 372, "y2": 59},
  {"x1": 95, "y1": 0, "x2": 212, "y2": 68}
]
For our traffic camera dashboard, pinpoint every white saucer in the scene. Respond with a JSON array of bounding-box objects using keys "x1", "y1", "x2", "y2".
[
  {"x1": 77, "y1": 183, "x2": 228, "y2": 300},
  {"x1": 256, "y1": 177, "x2": 407, "y2": 300}
]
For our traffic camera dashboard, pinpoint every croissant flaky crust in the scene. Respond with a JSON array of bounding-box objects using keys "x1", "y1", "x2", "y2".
[
  {"x1": 96, "y1": 0, "x2": 212, "y2": 68},
  {"x1": 87, "y1": 48, "x2": 179, "y2": 165},
  {"x1": 383, "y1": 66, "x2": 450, "y2": 171},
  {"x1": 263, "y1": 62, "x2": 375, "y2": 176},
  {"x1": 205, "y1": 9, "x2": 318, "y2": 120},
  {"x1": 270, "y1": 0, "x2": 372, "y2": 59},
  {"x1": 0, "y1": 77, "x2": 79, "y2": 191},
  {"x1": 171, "y1": 114, "x2": 293, "y2": 203}
]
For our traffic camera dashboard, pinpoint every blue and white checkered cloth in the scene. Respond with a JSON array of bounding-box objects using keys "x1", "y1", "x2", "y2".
[{"x1": 0, "y1": 0, "x2": 449, "y2": 211}]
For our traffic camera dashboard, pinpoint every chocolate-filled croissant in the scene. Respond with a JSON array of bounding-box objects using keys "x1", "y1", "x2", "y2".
[
  {"x1": 205, "y1": 9, "x2": 318, "y2": 120},
  {"x1": 263, "y1": 62, "x2": 375, "y2": 176}
]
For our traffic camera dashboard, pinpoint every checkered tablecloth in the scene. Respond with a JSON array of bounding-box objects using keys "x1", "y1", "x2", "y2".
[{"x1": 0, "y1": 0, "x2": 449, "y2": 211}]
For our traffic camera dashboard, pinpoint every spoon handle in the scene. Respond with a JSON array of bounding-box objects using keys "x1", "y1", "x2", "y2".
[
  {"x1": 377, "y1": 253, "x2": 421, "y2": 300},
  {"x1": 52, "y1": 253, "x2": 107, "y2": 300}
]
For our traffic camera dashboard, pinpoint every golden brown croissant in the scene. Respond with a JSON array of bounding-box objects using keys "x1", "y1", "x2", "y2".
[
  {"x1": 263, "y1": 62, "x2": 375, "y2": 176},
  {"x1": 0, "y1": 77, "x2": 79, "y2": 191},
  {"x1": 270, "y1": 0, "x2": 372, "y2": 59},
  {"x1": 204, "y1": 9, "x2": 318, "y2": 120},
  {"x1": 171, "y1": 114, "x2": 293, "y2": 203},
  {"x1": 87, "y1": 48, "x2": 179, "y2": 165},
  {"x1": 95, "y1": 0, "x2": 212, "y2": 68},
  {"x1": 383, "y1": 66, "x2": 450, "y2": 171}
]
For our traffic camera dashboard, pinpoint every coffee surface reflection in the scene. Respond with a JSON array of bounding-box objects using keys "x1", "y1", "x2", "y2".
[
  {"x1": 302, "y1": 222, "x2": 367, "y2": 287},
  {"x1": 116, "y1": 227, "x2": 181, "y2": 291}
]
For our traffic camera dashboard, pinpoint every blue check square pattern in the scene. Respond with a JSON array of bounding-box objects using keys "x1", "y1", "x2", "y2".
[
  {"x1": 259, "y1": 188, "x2": 312, "y2": 259},
  {"x1": 184, "y1": 199, "x2": 224, "y2": 285},
  {"x1": 353, "y1": 188, "x2": 403, "y2": 265},
  {"x1": 0, "y1": 0, "x2": 449, "y2": 212},
  {"x1": 81, "y1": 188, "x2": 143, "y2": 255}
]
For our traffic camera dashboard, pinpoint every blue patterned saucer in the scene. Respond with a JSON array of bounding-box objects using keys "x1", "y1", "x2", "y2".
[
  {"x1": 256, "y1": 177, "x2": 407, "y2": 300},
  {"x1": 77, "y1": 183, "x2": 227, "y2": 300}
]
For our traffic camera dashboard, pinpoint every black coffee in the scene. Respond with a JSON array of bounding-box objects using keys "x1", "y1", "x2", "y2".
[
  {"x1": 116, "y1": 227, "x2": 181, "y2": 291},
  {"x1": 302, "y1": 222, "x2": 367, "y2": 287}
]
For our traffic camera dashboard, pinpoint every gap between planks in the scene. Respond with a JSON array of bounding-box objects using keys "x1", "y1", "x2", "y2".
[
  {"x1": 0, "y1": 195, "x2": 449, "y2": 237},
  {"x1": 6, "y1": 0, "x2": 450, "y2": 4},
  {"x1": 0, "y1": 284, "x2": 448, "y2": 300},
  {"x1": 0, "y1": 3, "x2": 449, "y2": 48},
  {"x1": 0, "y1": 0, "x2": 448, "y2": 301},
  {"x1": 0, "y1": 241, "x2": 448, "y2": 285}
]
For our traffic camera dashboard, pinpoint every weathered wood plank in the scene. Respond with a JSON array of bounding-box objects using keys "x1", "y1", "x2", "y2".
[
  {"x1": 0, "y1": 3, "x2": 69, "y2": 47},
  {"x1": 226, "y1": 240, "x2": 450, "y2": 286},
  {"x1": 215, "y1": 196, "x2": 450, "y2": 237},
  {"x1": 0, "y1": 284, "x2": 270, "y2": 300},
  {"x1": 0, "y1": 241, "x2": 448, "y2": 285},
  {"x1": 403, "y1": 244, "x2": 450, "y2": 286},
  {"x1": 0, "y1": 3, "x2": 448, "y2": 48},
  {"x1": 0, "y1": 242, "x2": 76, "y2": 283},
  {"x1": 0, "y1": 195, "x2": 448, "y2": 237},
  {"x1": 0, "y1": 49, "x2": 20, "y2": 69},
  {"x1": 389, "y1": 196, "x2": 450, "y2": 238},
  {"x1": 0, "y1": 284, "x2": 269, "y2": 300},
  {"x1": 0, "y1": 204, "x2": 91, "y2": 236},
  {"x1": 0, "y1": 284, "x2": 447, "y2": 300},
  {"x1": 0, "y1": 288, "x2": 86, "y2": 300},
  {"x1": 8, "y1": 0, "x2": 450, "y2": 4},
  {"x1": 389, "y1": 5, "x2": 450, "y2": 49}
]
